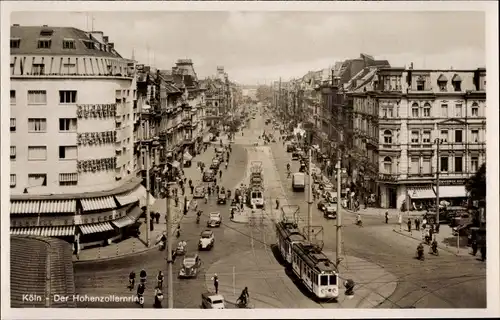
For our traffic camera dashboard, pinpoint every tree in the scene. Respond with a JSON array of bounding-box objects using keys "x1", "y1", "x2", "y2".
[{"x1": 465, "y1": 163, "x2": 486, "y2": 201}]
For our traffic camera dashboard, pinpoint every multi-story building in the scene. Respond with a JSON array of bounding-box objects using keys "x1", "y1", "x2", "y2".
[
  {"x1": 9, "y1": 25, "x2": 151, "y2": 247},
  {"x1": 350, "y1": 66, "x2": 486, "y2": 209}
]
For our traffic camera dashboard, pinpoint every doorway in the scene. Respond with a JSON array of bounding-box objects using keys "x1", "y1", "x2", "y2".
[{"x1": 388, "y1": 187, "x2": 397, "y2": 208}]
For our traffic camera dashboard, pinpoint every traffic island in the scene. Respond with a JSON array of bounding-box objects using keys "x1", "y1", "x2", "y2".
[{"x1": 203, "y1": 248, "x2": 398, "y2": 308}]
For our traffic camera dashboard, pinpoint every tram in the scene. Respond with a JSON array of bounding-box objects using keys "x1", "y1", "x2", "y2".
[
  {"x1": 275, "y1": 220, "x2": 306, "y2": 264},
  {"x1": 291, "y1": 242, "x2": 339, "y2": 300}
]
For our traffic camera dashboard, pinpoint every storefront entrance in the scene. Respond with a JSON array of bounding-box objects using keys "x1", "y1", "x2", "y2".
[{"x1": 388, "y1": 187, "x2": 397, "y2": 208}]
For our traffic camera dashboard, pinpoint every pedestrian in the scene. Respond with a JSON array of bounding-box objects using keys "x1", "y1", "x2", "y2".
[
  {"x1": 150, "y1": 218, "x2": 154, "y2": 232},
  {"x1": 415, "y1": 218, "x2": 420, "y2": 231},
  {"x1": 398, "y1": 212, "x2": 402, "y2": 231},
  {"x1": 155, "y1": 212, "x2": 160, "y2": 224},
  {"x1": 214, "y1": 177, "x2": 217, "y2": 186},
  {"x1": 190, "y1": 185, "x2": 194, "y2": 194},
  {"x1": 219, "y1": 170, "x2": 222, "y2": 178},
  {"x1": 188, "y1": 179, "x2": 192, "y2": 188},
  {"x1": 275, "y1": 198, "x2": 280, "y2": 210},
  {"x1": 207, "y1": 186, "x2": 211, "y2": 196},
  {"x1": 407, "y1": 218, "x2": 412, "y2": 232},
  {"x1": 181, "y1": 185, "x2": 185, "y2": 196},
  {"x1": 422, "y1": 217, "x2": 427, "y2": 229},
  {"x1": 216, "y1": 185, "x2": 220, "y2": 194},
  {"x1": 212, "y1": 274, "x2": 219, "y2": 294},
  {"x1": 225, "y1": 161, "x2": 228, "y2": 170},
  {"x1": 385, "y1": 211, "x2": 389, "y2": 224},
  {"x1": 175, "y1": 195, "x2": 179, "y2": 207}
]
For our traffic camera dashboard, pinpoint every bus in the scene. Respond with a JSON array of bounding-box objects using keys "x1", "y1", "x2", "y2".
[{"x1": 292, "y1": 172, "x2": 305, "y2": 192}]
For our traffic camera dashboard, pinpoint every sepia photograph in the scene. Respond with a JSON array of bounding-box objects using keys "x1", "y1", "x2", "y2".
[{"x1": 1, "y1": 1, "x2": 498, "y2": 319}]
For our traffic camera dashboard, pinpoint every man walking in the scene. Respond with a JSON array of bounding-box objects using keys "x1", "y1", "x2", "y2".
[
  {"x1": 212, "y1": 273, "x2": 219, "y2": 294},
  {"x1": 407, "y1": 218, "x2": 412, "y2": 232},
  {"x1": 385, "y1": 211, "x2": 389, "y2": 224}
]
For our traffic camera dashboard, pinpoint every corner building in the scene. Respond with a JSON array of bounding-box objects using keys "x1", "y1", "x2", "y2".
[{"x1": 9, "y1": 25, "x2": 152, "y2": 248}]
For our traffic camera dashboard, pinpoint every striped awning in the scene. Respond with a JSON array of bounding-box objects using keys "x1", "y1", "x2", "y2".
[
  {"x1": 39, "y1": 200, "x2": 76, "y2": 214},
  {"x1": 111, "y1": 216, "x2": 135, "y2": 228},
  {"x1": 10, "y1": 201, "x2": 41, "y2": 215},
  {"x1": 80, "y1": 196, "x2": 117, "y2": 211},
  {"x1": 126, "y1": 206, "x2": 143, "y2": 222},
  {"x1": 408, "y1": 186, "x2": 467, "y2": 199},
  {"x1": 10, "y1": 226, "x2": 75, "y2": 237},
  {"x1": 79, "y1": 222, "x2": 114, "y2": 235},
  {"x1": 117, "y1": 185, "x2": 155, "y2": 208},
  {"x1": 114, "y1": 194, "x2": 139, "y2": 207}
]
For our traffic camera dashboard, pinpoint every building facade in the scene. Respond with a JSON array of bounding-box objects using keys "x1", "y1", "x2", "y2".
[{"x1": 10, "y1": 25, "x2": 151, "y2": 247}]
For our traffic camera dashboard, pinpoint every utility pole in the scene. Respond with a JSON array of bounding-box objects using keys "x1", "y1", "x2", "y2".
[
  {"x1": 166, "y1": 181, "x2": 174, "y2": 308},
  {"x1": 307, "y1": 148, "x2": 313, "y2": 240},
  {"x1": 145, "y1": 146, "x2": 151, "y2": 247},
  {"x1": 336, "y1": 149, "x2": 342, "y2": 267},
  {"x1": 435, "y1": 139, "x2": 441, "y2": 229}
]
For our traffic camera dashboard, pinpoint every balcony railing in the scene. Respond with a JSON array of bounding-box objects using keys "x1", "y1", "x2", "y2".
[{"x1": 378, "y1": 173, "x2": 399, "y2": 182}]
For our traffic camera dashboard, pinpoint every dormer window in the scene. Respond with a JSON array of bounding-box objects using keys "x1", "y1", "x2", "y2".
[
  {"x1": 40, "y1": 29, "x2": 54, "y2": 36},
  {"x1": 83, "y1": 40, "x2": 94, "y2": 50},
  {"x1": 416, "y1": 77, "x2": 425, "y2": 91},
  {"x1": 37, "y1": 39, "x2": 51, "y2": 49},
  {"x1": 437, "y1": 74, "x2": 447, "y2": 92},
  {"x1": 63, "y1": 39, "x2": 76, "y2": 49},
  {"x1": 452, "y1": 74, "x2": 462, "y2": 91},
  {"x1": 10, "y1": 38, "x2": 20, "y2": 48}
]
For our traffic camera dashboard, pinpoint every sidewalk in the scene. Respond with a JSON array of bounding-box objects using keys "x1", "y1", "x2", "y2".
[{"x1": 74, "y1": 143, "x2": 219, "y2": 262}]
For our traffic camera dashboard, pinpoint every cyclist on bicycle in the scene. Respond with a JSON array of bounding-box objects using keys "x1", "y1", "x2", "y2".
[
  {"x1": 140, "y1": 269, "x2": 147, "y2": 283},
  {"x1": 157, "y1": 271, "x2": 164, "y2": 289},
  {"x1": 129, "y1": 271, "x2": 136, "y2": 290}
]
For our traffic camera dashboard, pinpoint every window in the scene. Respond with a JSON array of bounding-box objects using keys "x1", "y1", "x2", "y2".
[
  {"x1": 59, "y1": 90, "x2": 77, "y2": 104},
  {"x1": 455, "y1": 104, "x2": 462, "y2": 117},
  {"x1": 320, "y1": 275, "x2": 328, "y2": 286},
  {"x1": 83, "y1": 41, "x2": 94, "y2": 50},
  {"x1": 453, "y1": 80, "x2": 462, "y2": 92},
  {"x1": 383, "y1": 130, "x2": 392, "y2": 144},
  {"x1": 455, "y1": 156, "x2": 463, "y2": 172},
  {"x1": 28, "y1": 146, "x2": 47, "y2": 160},
  {"x1": 440, "y1": 130, "x2": 448, "y2": 142},
  {"x1": 10, "y1": 146, "x2": 16, "y2": 160},
  {"x1": 10, "y1": 174, "x2": 16, "y2": 188},
  {"x1": 10, "y1": 118, "x2": 16, "y2": 132},
  {"x1": 441, "y1": 104, "x2": 448, "y2": 117},
  {"x1": 423, "y1": 103, "x2": 431, "y2": 117},
  {"x1": 59, "y1": 173, "x2": 78, "y2": 186},
  {"x1": 10, "y1": 90, "x2": 16, "y2": 104},
  {"x1": 59, "y1": 146, "x2": 77, "y2": 160},
  {"x1": 62, "y1": 63, "x2": 77, "y2": 74},
  {"x1": 411, "y1": 103, "x2": 419, "y2": 117},
  {"x1": 471, "y1": 130, "x2": 479, "y2": 143},
  {"x1": 455, "y1": 130, "x2": 463, "y2": 143},
  {"x1": 32, "y1": 63, "x2": 45, "y2": 75},
  {"x1": 329, "y1": 275, "x2": 337, "y2": 285},
  {"x1": 37, "y1": 39, "x2": 51, "y2": 49},
  {"x1": 27, "y1": 90, "x2": 47, "y2": 104},
  {"x1": 383, "y1": 157, "x2": 392, "y2": 174},
  {"x1": 28, "y1": 118, "x2": 47, "y2": 132},
  {"x1": 422, "y1": 158, "x2": 431, "y2": 174},
  {"x1": 416, "y1": 79, "x2": 425, "y2": 91},
  {"x1": 10, "y1": 38, "x2": 20, "y2": 48},
  {"x1": 28, "y1": 173, "x2": 47, "y2": 187},
  {"x1": 62, "y1": 39, "x2": 76, "y2": 49},
  {"x1": 438, "y1": 80, "x2": 447, "y2": 92},
  {"x1": 440, "y1": 157, "x2": 448, "y2": 172},
  {"x1": 422, "y1": 131, "x2": 431, "y2": 143},
  {"x1": 411, "y1": 131, "x2": 419, "y2": 143},
  {"x1": 471, "y1": 157, "x2": 479, "y2": 172},
  {"x1": 471, "y1": 103, "x2": 479, "y2": 116},
  {"x1": 59, "y1": 118, "x2": 77, "y2": 132},
  {"x1": 410, "y1": 157, "x2": 419, "y2": 174}
]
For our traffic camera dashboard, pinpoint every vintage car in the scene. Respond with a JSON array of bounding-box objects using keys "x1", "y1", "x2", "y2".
[
  {"x1": 176, "y1": 240, "x2": 187, "y2": 256},
  {"x1": 215, "y1": 147, "x2": 225, "y2": 154},
  {"x1": 179, "y1": 253, "x2": 201, "y2": 279},
  {"x1": 193, "y1": 185, "x2": 206, "y2": 198},
  {"x1": 217, "y1": 191, "x2": 227, "y2": 204},
  {"x1": 203, "y1": 170, "x2": 215, "y2": 182},
  {"x1": 198, "y1": 230, "x2": 215, "y2": 250},
  {"x1": 317, "y1": 200, "x2": 337, "y2": 219},
  {"x1": 201, "y1": 293, "x2": 225, "y2": 309},
  {"x1": 210, "y1": 158, "x2": 221, "y2": 170},
  {"x1": 324, "y1": 191, "x2": 338, "y2": 203},
  {"x1": 207, "y1": 212, "x2": 222, "y2": 227},
  {"x1": 286, "y1": 144, "x2": 295, "y2": 153}
]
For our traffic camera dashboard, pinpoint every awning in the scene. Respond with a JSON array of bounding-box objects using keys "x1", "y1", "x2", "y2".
[
  {"x1": 408, "y1": 186, "x2": 467, "y2": 199},
  {"x1": 39, "y1": 200, "x2": 76, "y2": 214},
  {"x1": 10, "y1": 227, "x2": 41, "y2": 236},
  {"x1": 10, "y1": 201, "x2": 40, "y2": 215},
  {"x1": 80, "y1": 196, "x2": 117, "y2": 211},
  {"x1": 118, "y1": 184, "x2": 155, "y2": 208},
  {"x1": 111, "y1": 216, "x2": 135, "y2": 228},
  {"x1": 38, "y1": 226, "x2": 75, "y2": 237},
  {"x1": 183, "y1": 152, "x2": 193, "y2": 161},
  {"x1": 79, "y1": 222, "x2": 114, "y2": 235},
  {"x1": 127, "y1": 205, "x2": 143, "y2": 221},
  {"x1": 114, "y1": 194, "x2": 139, "y2": 207}
]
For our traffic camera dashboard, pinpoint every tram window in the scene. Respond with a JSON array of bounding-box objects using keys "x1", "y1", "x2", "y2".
[
  {"x1": 320, "y1": 275, "x2": 328, "y2": 286},
  {"x1": 329, "y1": 275, "x2": 337, "y2": 285}
]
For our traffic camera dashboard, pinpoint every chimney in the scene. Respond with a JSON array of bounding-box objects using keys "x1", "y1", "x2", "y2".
[
  {"x1": 410, "y1": 62, "x2": 414, "y2": 70},
  {"x1": 42, "y1": 24, "x2": 48, "y2": 27},
  {"x1": 13, "y1": 24, "x2": 20, "y2": 26},
  {"x1": 108, "y1": 43, "x2": 114, "y2": 49},
  {"x1": 103, "y1": 36, "x2": 109, "y2": 44}
]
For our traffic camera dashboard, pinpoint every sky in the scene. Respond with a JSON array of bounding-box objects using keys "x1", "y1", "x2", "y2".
[{"x1": 10, "y1": 11, "x2": 486, "y2": 85}]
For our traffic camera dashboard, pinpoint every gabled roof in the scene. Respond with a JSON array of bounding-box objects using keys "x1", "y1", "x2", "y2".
[
  {"x1": 437, "y1": 74, "x2": 448, "y2": 82},
  {"x1": 10, "y1": 25, "x2": 122, "y2": 58}
]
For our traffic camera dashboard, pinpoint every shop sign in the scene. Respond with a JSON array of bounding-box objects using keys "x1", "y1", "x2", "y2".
[{"x1": 440, "y1": 179, "x2": 466, "y2": 186}]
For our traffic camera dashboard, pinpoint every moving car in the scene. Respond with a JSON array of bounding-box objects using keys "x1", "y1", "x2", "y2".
[
  {"x1": 203, "y1": 169, "x2": 215, "y2": 182},
  {"x1": 201, "y1": 293, "x2": 225, "y2": 309},
  {"x1": 217, "y1": 191, "x2": 227, "y2": 204},
  {"x1": 199, "y1": 230, "x2": 215, "y2": 250},
  {"x1": 322, "y1": 183, "x2": 334, "y2": 194},
  {"x1": 292, "y1": 172, "x2": 306, "y2": 191},
  {"x1": 179, "y1": 253, "x2": 201, "y2": 278},
  {"x1": 210, "y1": 159, "x2": 220, "y2": 170},
  {"x1": 215, "y1": 147, "x2": 224, "y2": 154},
  {"x1": 324, "y1": 191, "x2": 338, "y2": 203},
  {"x1": 317, "y1": 200, "x2": 337, "y2": 219},
  {"x1": 286, "y1": 144, "x2": 295, "y2": 153},
  {"x1": 193, "y1": 185, "x2": 206, "y2": 198},
  {"x1": 207, "y1": 212, "x2": 222, "y2": 227},
  {"x1": 291, "y1": 151, "x2": 300, "y2": 161}
]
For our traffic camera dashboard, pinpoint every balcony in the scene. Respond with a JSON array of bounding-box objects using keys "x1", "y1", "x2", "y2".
[
  {"x1": 378, "y1": 173, "x2": 399, "y2": 183},
  {"x1": 408, "y1": 143, "x2": 433, "y2": 150}
]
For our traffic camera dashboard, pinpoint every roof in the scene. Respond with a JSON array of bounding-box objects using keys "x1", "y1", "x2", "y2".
[
  {"x1": 11, "y1": 236, "x2": 76, "y2": 308},
  {"x1": 11, "y1": 25, "x2": 122, "y2": 58}
]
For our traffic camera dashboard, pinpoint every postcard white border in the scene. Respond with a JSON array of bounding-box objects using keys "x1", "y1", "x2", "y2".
[{"x1": 1, "y1": 1, "x2": 498, "y2": 319}]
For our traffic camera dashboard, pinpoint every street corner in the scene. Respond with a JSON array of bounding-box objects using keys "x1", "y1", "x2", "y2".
[
  {"x1": 322, "y1": 251, "x2": 399, "y2": 308},
  {"x1": 73, "y1": 238, "x2": 161, "y2": 263}
]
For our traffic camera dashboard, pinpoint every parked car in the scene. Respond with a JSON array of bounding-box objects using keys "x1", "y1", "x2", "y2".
[
  {"x1": 193, "y1": 185, "x2": 206, "y2": 198},
  {"x1": 324, "y1": 191, "x2": 338, "y2": 203},
  {"x1": 203, "y1": 170, "x2": 215, "y2": 182},
  {"x1": 201, "y1": 293, "x2": 225, "y2": 309},
  {"x1": 207, "y1": 212, "x2": 222, "y2": 227},
  {"x1": 179, "y1": 253, "x2": 201, "y2": 278},
  {"x1": 199, "y1": 230, "x2": 215, "y2": 250}
]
